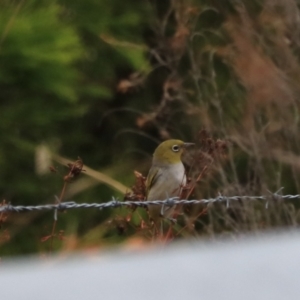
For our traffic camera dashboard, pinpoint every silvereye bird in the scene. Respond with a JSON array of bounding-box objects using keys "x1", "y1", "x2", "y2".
[{"x1": 146, "y1": 139, "x2": 194, "y2": 223}]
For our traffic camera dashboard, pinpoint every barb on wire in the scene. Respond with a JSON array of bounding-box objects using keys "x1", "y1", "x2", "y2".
[{"x1": 0, "y1": 193, "x2": 299, "y2": 213}]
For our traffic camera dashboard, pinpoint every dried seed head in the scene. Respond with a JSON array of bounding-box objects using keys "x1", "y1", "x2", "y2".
[
  {"x1": 124, "y1": 170, "x2": 146, "y2": 202},
  {"x1": 65, "y1": 157, "x2": 85, "y2": 182}
]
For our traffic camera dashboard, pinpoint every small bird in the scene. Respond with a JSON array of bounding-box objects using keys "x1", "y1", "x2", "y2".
[{"x1": 146, "y1": 139, "x2": 194, "y2": 224}]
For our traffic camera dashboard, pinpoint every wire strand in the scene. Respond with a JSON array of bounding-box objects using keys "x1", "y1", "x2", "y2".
[{"x1": 0, "y1": 191, "x2": 297, "y2": 213}]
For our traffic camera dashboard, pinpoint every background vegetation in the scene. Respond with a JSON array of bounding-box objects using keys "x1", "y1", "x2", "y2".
[{"x1": 1, "y1": 0, "x2": 300, "y2": 256}]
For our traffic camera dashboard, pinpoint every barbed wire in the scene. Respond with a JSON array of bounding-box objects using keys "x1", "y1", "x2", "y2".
[{"x1": 0, "y1": 189, "x2": 299, "y2": 214}]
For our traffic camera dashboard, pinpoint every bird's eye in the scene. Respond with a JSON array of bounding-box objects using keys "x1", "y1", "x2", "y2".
[{"x1": 172, "y1": 145, "x2": 180, "y2": 152}]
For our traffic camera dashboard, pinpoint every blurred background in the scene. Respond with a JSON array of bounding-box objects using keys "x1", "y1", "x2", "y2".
[{"x1": 1, "y1": 0, "x2": 300, "y2": 256}]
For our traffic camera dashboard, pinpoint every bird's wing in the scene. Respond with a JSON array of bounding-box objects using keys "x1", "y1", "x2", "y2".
[{"x1": 145, "y1": 166, "x2": 162, "y2": 198}]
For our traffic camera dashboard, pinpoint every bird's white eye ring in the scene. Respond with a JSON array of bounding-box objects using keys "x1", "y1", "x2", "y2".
[{"x1": 172, "y1": 145, "x2": 180, "y2": 152}]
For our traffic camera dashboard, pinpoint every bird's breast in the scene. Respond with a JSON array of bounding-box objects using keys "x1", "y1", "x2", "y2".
[{"x1": 147, "y1": 162, "x2": 186, "y2": 200}]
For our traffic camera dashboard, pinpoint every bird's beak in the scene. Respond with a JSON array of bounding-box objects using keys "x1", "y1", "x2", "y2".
[{"x1": 183, "y1": 142, "x2": 195, "y2": 148}]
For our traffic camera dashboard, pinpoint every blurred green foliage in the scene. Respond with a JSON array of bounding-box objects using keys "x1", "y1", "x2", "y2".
[{"x1": 0, "y1": 0, "x2": 152, "y2": 255}]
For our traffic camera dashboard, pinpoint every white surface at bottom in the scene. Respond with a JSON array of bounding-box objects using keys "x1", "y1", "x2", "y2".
[{"x1": 1, "y1": 231, "x2": 299, "y2": 300}]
